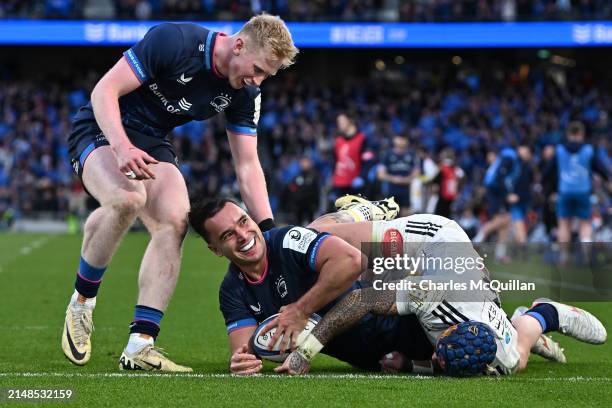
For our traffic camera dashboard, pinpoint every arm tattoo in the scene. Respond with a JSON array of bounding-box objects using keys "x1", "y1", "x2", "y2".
[
  {"x1": 310, "y1": 212, "x2": 355, "y2": 225},
  {"x1": 312, "y1": 287, "x2": 397, "y2": 345},
  {"x1": 288, "y1": 351, "x2": 310, "y2": 374}
]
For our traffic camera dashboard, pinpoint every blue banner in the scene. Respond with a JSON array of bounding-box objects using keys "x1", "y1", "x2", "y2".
[{"x1": 0, "y1": 20, "x2": 611, "y2": 47}]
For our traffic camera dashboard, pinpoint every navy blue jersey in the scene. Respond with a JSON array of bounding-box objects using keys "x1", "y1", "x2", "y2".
[
  {"x1": 381, "y1": 150, "x2": 416, "y2": 177},
  {"x1": 219, "y1": 225, "x2": 433, "y2": 370},
  {"x1": 74, "y1": 23, "x2": 260, "y2": 137}
]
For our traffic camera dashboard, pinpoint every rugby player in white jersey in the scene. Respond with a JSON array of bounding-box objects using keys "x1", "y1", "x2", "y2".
[{"x1": 275, "y1": 212, "x2": 607, "y2": 376}]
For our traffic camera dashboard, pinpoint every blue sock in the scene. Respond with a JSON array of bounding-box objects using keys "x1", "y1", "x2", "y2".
[
  {"x1": 74, "y1": 256, "x2": 107, "y2": 298},
  {"x1": 130, "y1": 305, "x2": 164, "y2": 339},
  {"x1": 526, "y1": 304, "x2": 559, "y2": 333}
]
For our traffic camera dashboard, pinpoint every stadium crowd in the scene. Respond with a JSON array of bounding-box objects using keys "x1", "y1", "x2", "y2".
[
  {"x1": 0, "y1": 60, "x2": 610, "y2": 241},
  {"x1": 1, "y1": 0, "x2": 611, "y2": 22}
]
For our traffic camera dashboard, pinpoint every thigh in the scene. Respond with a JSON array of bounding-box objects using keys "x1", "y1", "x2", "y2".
[
  {"x1": 556, "y1": 194, "x2": 572, "y2": 218},
  {"x1": 140, "y1": 162, "x2": 189, "y2": 228},
  {"x1": 82, "y1": 146, "x2": 146, "y2": 205},
  {"x1": 576, "y1": 194, "x2": 592, "y2": 220}
]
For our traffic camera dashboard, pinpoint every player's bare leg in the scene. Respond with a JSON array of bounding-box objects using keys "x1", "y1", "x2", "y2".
[
  {"x1": 81, "y1": 147, "x2": 147, "y2": 267},
  {"x1": 62, "y1": 146, "x2": 147, "y2": 365},
  {"x1": 512, "y1": 314, "x2": 546, "y2": 371},
  {"x1": 512, "y1": 299, "x2": 606, "y2": 372},
  {"x1": 308, "y1": 195, "x2": 399, "y2": 228},
  {"x1": 119, "y1": 162, "x2": 192, "y2": 372},
  {"x1": 578, "y1": 220, "x2": 592, "y2": 242},
  {"x1": 137, "y1": 163, "x2": 189, "y2": 311},
  {"x1": 513, "y1": 219, "x2": 527, "y2": 244}
]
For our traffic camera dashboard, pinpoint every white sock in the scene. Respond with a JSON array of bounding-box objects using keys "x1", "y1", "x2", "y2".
[
  {"x1": 70, "y1": 290, "x2": 96, "y2": 308},
  {"x1": 125, "y1": 333, "x2": 154, "y2": 354}
]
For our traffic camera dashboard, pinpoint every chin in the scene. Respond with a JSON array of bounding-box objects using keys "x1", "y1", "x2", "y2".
[{"x1": 229, "y1": 78, "x2": 243, "y2": 89}]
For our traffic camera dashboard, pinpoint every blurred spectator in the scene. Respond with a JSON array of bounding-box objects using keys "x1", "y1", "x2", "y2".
[
  {"x1": 428, "y1": 148, "x2": 464, "y2": 218},
  {"x1": 377, "y1": 135, "x2": 419, "y2": 215},
  {"x1": 507, "y1": 144, "x2": 534, "y2": 244},
  {"x1": 281, "y1": 156, "x2": 321, "y2": 225},
  {"x1": 331, "y1": 113, "x2": 367, "y2": 202}
]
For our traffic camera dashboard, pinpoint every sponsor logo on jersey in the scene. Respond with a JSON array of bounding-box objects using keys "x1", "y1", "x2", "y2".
[
  {"x1": 283, "y1": 227, "x2": 317, "y2": 254},
  {"x1": 289, "y1": 230, "x2": 301, "y2": 241},
  {"x1": 178, "y1": 97, "x2": 192, "y2": 111},
  {"x1": 177, "y1": 73, "x2": 193, "y2": 85},
  {"x1": 148, "y1": 83, "x2": 182, "y2": 114},
  {"x1": 210, "y1": 93, "x2": 231, "y2": 113},
  {"x1": 71, "y1": 159, "x2": 80, "y2": 175},
  {"x1": 249, "y1": 302, "x2": 262, "y2": 314},
  {"x1": 382, "y1": 228, "x2": 403, "y2": 258},
  {"x1": 275, "y1": 276, "x2": 288, "y2": 298}
]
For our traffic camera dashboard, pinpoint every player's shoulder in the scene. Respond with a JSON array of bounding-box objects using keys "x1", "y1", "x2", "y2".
[
  {"x1": 266, "y1": 225, "x2": 320, "y2": 254},
  {"x1": 219, "y1": 264, "x2": 245, "y2": 293}
]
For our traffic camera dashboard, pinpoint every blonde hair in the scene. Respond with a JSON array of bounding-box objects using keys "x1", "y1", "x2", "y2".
[{"x1": 238, "y1": 13, "x2": 299, "y2": 68}]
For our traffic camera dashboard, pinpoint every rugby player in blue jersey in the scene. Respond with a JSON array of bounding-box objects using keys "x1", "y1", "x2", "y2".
[
  {"x1": 61, "y1": 15, "x2": 298, "y2": 372},
  {"x1": 544, "y1": 121, "x2": 610, "y2": 244},
  {"x1": 188, "y1": 197, "x2": 436, "y2": 375}
]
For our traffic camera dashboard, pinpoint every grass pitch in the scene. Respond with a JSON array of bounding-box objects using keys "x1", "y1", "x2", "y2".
[{"x1": 0, "y1": 233, "x2": 610, "y2": 407}]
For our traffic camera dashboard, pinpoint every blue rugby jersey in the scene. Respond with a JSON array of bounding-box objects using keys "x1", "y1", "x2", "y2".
[
  {"x1": 74, "y1": 23, "x2": 260, "y2": 137},
  {"x1": 219, "y1": 226, "x2": 432, "y2": 370}
]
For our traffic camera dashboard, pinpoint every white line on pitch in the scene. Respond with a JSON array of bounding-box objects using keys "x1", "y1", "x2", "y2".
[{"x1": 0, "y1": 372, "x2": 610, "y2": 381}]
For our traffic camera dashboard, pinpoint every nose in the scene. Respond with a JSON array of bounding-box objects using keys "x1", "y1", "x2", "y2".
[{"x1": 235, "y1": 226, "x2": 249, "y2": 242}]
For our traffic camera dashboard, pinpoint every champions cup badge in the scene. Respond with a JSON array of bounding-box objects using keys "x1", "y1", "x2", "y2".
[
  {"x1": 382, "y1": 228, "x2": 403, "y2": 258},
  {"x1": 210, "y1": 93, "x2": 231, "y2": 112}
]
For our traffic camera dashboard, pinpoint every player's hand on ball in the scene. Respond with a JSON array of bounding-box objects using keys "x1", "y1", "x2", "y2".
[
  {"x1": 264, "y1": 304, "x2": 309, "y2": 352},
  {"x1": 114, "y1": 143, "x2": 159, "y2": 180},
  {"x1": 230, "y1": 344, "x2": 262, "y2": 375},
  {"x1": 274, "y1": 351, "x2": 310, "y2": 375}
]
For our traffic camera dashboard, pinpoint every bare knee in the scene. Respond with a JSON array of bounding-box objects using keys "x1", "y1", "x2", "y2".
[
  {"x1": 106, "y1": 190, "x2": 147, "y2": 217},
  {"x1": 151, "y1": 212, "x2": 189, "y2": 242}
]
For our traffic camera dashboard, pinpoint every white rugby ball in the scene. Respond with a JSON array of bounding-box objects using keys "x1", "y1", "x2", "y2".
[{"x1": 249, "y1": 313, "x2": 321, "y2": 363}]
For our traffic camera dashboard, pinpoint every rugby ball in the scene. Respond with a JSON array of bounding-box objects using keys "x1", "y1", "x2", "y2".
[{"x1": 249, "y1": 313, "x2": 321, "y2": 363}]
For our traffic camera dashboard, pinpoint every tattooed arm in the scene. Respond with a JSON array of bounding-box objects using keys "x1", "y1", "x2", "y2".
[
  {"x1": 313, "y1": 287, "x2": 397, "y2": 344},
  {"x1": 275, "y1": 287, "x2": 398, "y2": 375}
]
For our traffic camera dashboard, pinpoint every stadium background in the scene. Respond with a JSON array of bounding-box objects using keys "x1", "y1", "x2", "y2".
[{"x1": 0, "y1": 1, "x2": 611, "y2": 406}]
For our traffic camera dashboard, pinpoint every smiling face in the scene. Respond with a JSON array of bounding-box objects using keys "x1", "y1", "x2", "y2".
[
  {"x1": 227, "y1": 36, "x2": 282, "y2": 90},
  {"x1": 204, "y1": 202, "x2": 265, "y2": 266}
]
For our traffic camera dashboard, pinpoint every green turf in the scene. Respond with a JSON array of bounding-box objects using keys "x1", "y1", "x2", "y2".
[{"x1": 0, "y1": 233, "x2": 610, "y2": 407}]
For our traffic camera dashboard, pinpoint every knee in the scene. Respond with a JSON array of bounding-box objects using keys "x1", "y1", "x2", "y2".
[
  {"x1": 155, "y1": 212, "x2": 189, "y2": 241},
  {"x1": 107, "y1": 190, "x2": 147, "y2": 216}
]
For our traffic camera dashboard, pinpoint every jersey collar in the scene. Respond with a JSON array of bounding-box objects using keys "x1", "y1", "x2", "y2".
[
  {"x1": 241, "y1": 256, "x2": 268, "y2": 285},
  {"x1": 204, "y1": 31, "x2": 227, "y2": 79}
]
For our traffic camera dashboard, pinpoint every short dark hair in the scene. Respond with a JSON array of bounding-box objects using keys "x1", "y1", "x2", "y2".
[
  {"x1": 188, "y1": 197, "x2": 241, "y2": 243},
  {"x1": 567, "y1": 121, "x2": 585, "y2": 137}
]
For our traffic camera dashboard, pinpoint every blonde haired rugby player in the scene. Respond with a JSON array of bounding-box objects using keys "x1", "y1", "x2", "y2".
[{"x1": 62, "y1": 14, "x2": 298, "y2": 372}]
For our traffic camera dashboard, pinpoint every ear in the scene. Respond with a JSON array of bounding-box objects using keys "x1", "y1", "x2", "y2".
[
  {"x1": 208, "y1": 244, "x2": 223, "y2": 257},
  {"x1": 232, "y1": 37, "x2": 244, "y2": 55}
]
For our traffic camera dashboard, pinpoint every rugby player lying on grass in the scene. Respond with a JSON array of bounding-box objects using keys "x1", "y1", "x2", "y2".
[
  {"x1": 188, "y1": 196, "x2": 451, "y2": 375},
  {"x1": 276, "y1": 215, "x2": 607, "y2": 376}
]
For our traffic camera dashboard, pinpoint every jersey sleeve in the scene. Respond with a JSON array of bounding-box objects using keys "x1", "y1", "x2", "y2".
[
  {"x1": 225, "y1": 87, "x2": 261, "y2": 136},
  {"x1": 270, "y1": 226, "x2": 331, "y2": 273},
  {"x1": 219, "y1": 272, "x2": 257, "y2": 333},
  {"x1": 123, "y1": 23, "x2": 185, "y2": 83}
]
